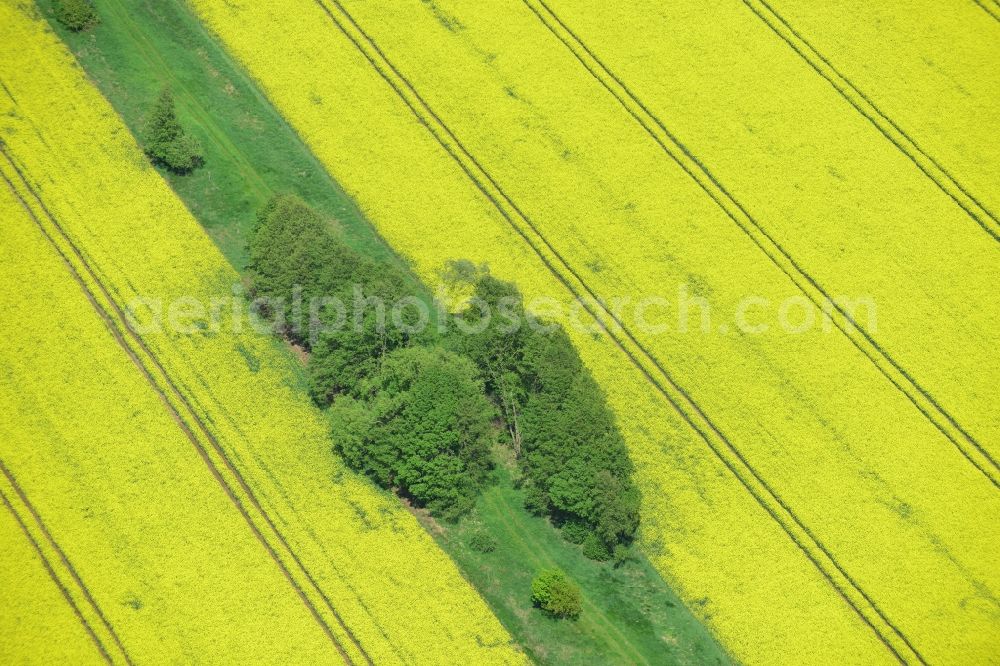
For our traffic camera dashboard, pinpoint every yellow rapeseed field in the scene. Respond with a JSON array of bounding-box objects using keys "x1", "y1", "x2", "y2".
[
  {"x1": 190, "y1": 0, "x2": 1000, "y2": 663},
  {"x1": 0, "y1": 489, "x2": 102, "y2": 664},
  {"x1": 543, "y1": 0, "x2": 1000, "y2": 458},
  {"x1": 0, "y1": 182, "x2": 337, "y2": 664},
  {"x1": 755, "y1": 0, "x2": 1000, "y2": 220},
  {"x1": 0, "y1": 4, "x2": 524, "y2": 663}
]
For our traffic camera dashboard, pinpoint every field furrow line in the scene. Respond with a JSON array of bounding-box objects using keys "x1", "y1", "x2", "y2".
[
  {"x1": 522, "y1": 0, "x2": 1000, "y2": 491},
  {"x1": 971, "y1": 0, "x2": 1000, "y2": 23},
  {"x1": 309, "y1": 2, "x2": 926, "y2": 662},
  {"x1": 0, "y1": 459, "x2": 134, "y2": 665},
  {"x1": 0, "y1": 464, "x2": 125, "y2": 666},
  {"x1": 147, "y1": 366, "x2": 412, "y2": 665},
  {"x1": 0, "y1": 148, "x2": 370, "y2": 666},
  {"x1": 741, "y1": 0, "x2": 1000, "y2": 240}
]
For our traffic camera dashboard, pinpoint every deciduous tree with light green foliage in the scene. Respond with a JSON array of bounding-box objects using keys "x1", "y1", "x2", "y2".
[{"x1": 531, "y1": 569, "x2": 582, "y2": 619}]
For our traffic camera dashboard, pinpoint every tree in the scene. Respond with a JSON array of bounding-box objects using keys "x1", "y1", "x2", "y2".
[
  {"x1": 531, "y1": 569, "x2": 581, "y2": 619},
  {"x1": 54, "y1": 0, "x2": 99, "y2": 31},
  {"x1": 143, "y1": 89, "x2": 203, "y2": 173},
  {"x1": 248, "y1": 195, "x2": 360, "y2": 321},
  {"x1": 329, "y1": 346, "x2": 495, "y2": 519},
  {"x1": 307, "y1": 265, "x2": 426, "y2": 405},
  {"x1": 446, "y1": 268, "x2": 531, "y2": 454},
  {"x1": 582, "y1": 533, "x2": 611, "y2": 562}
]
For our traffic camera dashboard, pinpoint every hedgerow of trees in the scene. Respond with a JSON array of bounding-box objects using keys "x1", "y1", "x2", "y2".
[
  {"x1": 247, "y1": 196, "x2": 640, "y2": 555},
  {"x1": 446, "y1": 266, "x2": 640, "y2": 556},
  {"x1": 246, "y1": 195, "x2": 422, "y2": 404},
  {"x1": 248, "y1": 195, "x2": 487, "y2": 518}
]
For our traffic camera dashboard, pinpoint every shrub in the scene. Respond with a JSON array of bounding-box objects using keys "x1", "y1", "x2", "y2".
[
  {"x1": 561, "y1": 520, "x2": 590, "y2": 545},
  {"x1": 582, "y1": 533, "x2": 611, "y2": 562},
  {"x1": 143, "y1": 89, "x2": 203, "y2": 173},
  {"x1": 469, "y1": 531, "x2": 498, "y2": 553},
  {"x1": 54, "y1": 0, "x2": 98, "y2": 31},
  {"x1": 531, "y1": 569, "x2": 582, "y2": 619},
  {"x1": 612, "y1": 544, "x2": 632, "y2": 568}
]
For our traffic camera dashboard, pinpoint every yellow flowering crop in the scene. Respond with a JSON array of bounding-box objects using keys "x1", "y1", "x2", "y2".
[
  {"x1": 0, "y1": 4, "x2": 523, "y2": 664},
  {"x1": 0, "y1": 183, "x2": 337, "y2": 664},
  {"x1": 543, "y1": 0, "x2": 1000, "y2": 457},
  {"x1": 750, "y1": 0, "x2": 1000, "y2": 221},
  {"x1": 0, "y1": 490, "x2": 102, "y2": 664},
  {"x1": 189, "y1": 0, "x2": 1000, "y2": 663}
]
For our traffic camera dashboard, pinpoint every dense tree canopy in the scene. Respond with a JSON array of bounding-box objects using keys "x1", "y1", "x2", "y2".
[
  {"x1": 248, "y1": 194, "x2": 424, "y2": 406},
  {"x1": 520, "y1": 325, "x2": 640, "y2": 547},
  {"x1": 329, "y1": 346, "x2": 495, "y2": 519},
  {"x1": 247, "y1": 194, "x2": 363, "y2": 346},
  {"x1": 447, "y1": 269, "x2": 531, "y2": 453},
  {"x1": 446, "y1": 267, "x2": 641, "y2": 553},
  {"x1": 248, "y1": 203, "x2": 640, "y2": 542}
]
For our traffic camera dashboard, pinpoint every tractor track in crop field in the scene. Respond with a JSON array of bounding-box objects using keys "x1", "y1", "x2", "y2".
[
  {"x1": 165, "y1": 374, "x2": 409, "y2": 665},
  {"x1": 0, "y1": 147, "x2": 372, "y2": 666},
  {"x1": 522, "y1": 0, "x2": 1000, "y2": 492},
  {"x1": 971, "y1": 0, "x2": 1000, "y2": 23},
  {"x1": 741, "y1": 0, "x2": 1000, "y2": 241},
  {"x1": 0, "y1": 459, "x2": 132, "y2": 666},
  {"x1": 310, "y1": 2, "x2": 927, "y2": 662}
]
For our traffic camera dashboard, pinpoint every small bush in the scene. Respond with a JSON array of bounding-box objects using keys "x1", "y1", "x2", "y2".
[
  {"x1": 54, "y1": 0, "x2": 98, "y2": 31},
  {"x1": 582, "y1": 533, "x2": 611, "y2": 562},
  {"x1": 469, "y1": 531, "x2": 497, "y2": 553},
  {"x1": 612, "y1": 544, "x2": 632, "y2": 568},
  {"x1": 522, "y1": 484, "x2": 550, "y2": 516},
  {"x1": 531, "y1": 569, "x2": 582, "y2": 619}
]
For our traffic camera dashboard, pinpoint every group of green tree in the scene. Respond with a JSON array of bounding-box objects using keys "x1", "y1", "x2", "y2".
[
  {"x1": 247, "y1": 194, "x2": 641, "y2": 561},
  {"x1": 447, "y1": 266, "x2": 640, "y2": 561},
  {"x1": 55, "y1": 0, "x2": 638, "y2": 561},
  {"x1": 248, "y1": 195, "x2": 484, "y2": 518}
]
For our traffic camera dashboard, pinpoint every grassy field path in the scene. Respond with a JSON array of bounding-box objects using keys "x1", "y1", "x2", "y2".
[{"x1": 421, "y1": 468, "x2": 731, "y2": 665}]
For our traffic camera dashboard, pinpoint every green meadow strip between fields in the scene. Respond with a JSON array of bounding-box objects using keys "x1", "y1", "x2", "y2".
[{"x1": 39, "y1": 0, "x2": 731, "y2": 662}]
